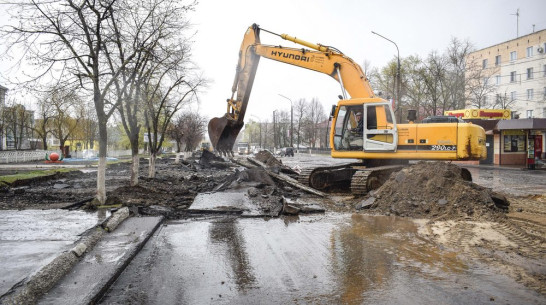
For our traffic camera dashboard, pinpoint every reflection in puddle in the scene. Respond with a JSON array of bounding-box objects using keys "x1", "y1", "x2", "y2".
[
  {"x1": 208, "y1": 218, "x2": 257, "y2": 292},
  {"x1": 330, "y1": 214, "x2": 467, "y2": 303}
]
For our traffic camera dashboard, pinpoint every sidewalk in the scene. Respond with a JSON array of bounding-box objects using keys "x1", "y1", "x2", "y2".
[{"x1": 0, "y1": 208, "x2": 163, "y2": 305}]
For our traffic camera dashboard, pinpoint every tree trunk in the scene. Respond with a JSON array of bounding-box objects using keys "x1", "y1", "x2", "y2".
[
  {"x1": 42, "y1": 137, "x2": 48, "y2": 150},
  {"x1": 148, "y1": 152, "x2": 156, "y2": 178},
  {"x1": 131, "y1": 154, "x2": 139, "y2": 186},
  {"x1": 130, "y1": 143, "x2": 139, "y2": 186},
  {"x1": 96, "y1": 119, "x2": 108, "y2": 204}
]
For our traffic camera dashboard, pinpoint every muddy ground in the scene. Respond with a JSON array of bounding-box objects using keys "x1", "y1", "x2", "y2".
[{"x1": 0, "y1": 153, "x2": 544, "y2": 295}]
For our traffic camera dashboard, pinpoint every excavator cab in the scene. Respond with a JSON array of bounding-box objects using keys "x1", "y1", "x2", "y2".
[{"x1": 332, "y1": 99, "x2": 398, "y2": 153}]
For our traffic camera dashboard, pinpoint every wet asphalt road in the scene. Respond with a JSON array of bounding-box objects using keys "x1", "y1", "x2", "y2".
[
  {"x1": 100, "y1": 214, "x2": 543, "y2": 304},
  {"x1": 98, "y1": 154, "x2": 546, "y2": 304}
]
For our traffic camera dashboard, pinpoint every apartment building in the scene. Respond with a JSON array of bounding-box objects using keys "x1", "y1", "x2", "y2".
[
  {"x1": 466, "y1": 30, "x2": 546, "y2": 166},
  {"x1": 466, "y1": 29, "x2": 546, "y2": 118}
]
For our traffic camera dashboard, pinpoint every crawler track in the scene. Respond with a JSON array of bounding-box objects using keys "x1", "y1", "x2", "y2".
[{"x1": 298, "y1": 163, "x2": 404, "y2": 196}]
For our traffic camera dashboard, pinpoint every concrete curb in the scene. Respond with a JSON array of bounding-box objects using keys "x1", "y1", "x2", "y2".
[
  {"x1": 0, "y1": 207, "x2": 130, "y2": 305},
  {"x1": 38, "y1": 215, "x2": 164, "y2": 305}
]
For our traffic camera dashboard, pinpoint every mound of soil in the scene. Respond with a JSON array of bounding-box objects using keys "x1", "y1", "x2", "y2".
[{"x1": 367, "y1": 162, "x2": 508, "y2": 221}]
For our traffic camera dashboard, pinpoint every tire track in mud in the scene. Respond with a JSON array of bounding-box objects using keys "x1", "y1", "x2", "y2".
[{"x1": 421, "y1": 217, "x2": 546, "y2": 296}]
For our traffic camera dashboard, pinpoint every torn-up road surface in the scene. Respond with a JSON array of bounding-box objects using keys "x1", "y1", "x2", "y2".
[{"x1": 99, "y1": 214, "x2": 543, "y2": 304}]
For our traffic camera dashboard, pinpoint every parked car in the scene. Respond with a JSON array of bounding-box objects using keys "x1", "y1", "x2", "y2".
[{"x1": 279, "y1": 147, "x2": 294, "y2": 157}]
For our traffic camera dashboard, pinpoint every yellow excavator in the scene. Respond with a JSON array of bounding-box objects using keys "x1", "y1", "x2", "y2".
[{"x1": 208, "y1": 24, "x2": 486, "y2": 195}]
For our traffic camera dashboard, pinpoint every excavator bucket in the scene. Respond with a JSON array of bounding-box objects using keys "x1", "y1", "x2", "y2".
[{"x1": 208, "y1": 115, "x2": 244, "y2": 156}]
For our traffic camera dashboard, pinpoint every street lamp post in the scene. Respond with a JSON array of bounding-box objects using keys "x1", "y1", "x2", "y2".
[
  {"x1": 371, "y1": 31, "x2": 401, "y2": 122},
  {"x1": 278, "y1": 94, "x2": 293, "y2": 148}
]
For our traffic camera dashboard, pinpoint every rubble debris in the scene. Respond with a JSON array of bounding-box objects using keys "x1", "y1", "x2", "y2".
[
  {"x1": 356, "y1": 197, "x2": 375, "y2": 210},
  {"x1": 199, "y1": 150, "x2": 231, "y2": 168},
  {"x1": 367, "y1": 161, "x2": 509, "y2": 221},
  {"x1": 282, "y1": 200, "x2": 301, "y2": 215},
  {"x1": 253, "y1": 150, "x2": 298, "y2": 176},
  {"x1": 245, "y1": 157, "x2": 326, "y2": 197}
]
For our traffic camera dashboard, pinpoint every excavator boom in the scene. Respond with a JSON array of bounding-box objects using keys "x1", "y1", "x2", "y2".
[{"x1": 208, "y1": 23, "x2": 375, "y2": 154}]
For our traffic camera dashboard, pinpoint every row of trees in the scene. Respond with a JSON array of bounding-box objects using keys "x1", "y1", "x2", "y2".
[
  {"x1": 242, "y1": 97, "x2": 328, "y2": 150},
  {"x1": 0, "y1": 89, "x2": 97, "y2": 151},
  {"x1": 368, "y1": 38, "x2": 514, "y2": 122},
  {"x1": 2, "y1": 0, "x2": 205, "y2": 204}
]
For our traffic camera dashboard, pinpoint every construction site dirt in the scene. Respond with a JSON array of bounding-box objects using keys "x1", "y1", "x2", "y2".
[{"x1": 0, "y1": 152, "x2": 545, "y2": 302}]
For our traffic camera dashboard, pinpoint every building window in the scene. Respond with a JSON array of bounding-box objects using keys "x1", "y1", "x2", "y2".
[
  {"x1": 527, "y1": 110, "x2": 533, "y2": 118},
  {"x1": 511, "y1": 91, "x2": 516, "y2": 101},
  {"x1": 503, "y1": 134, "x2": 525, "y2": 152},
  {"x1": 495, "y1": 55, "x2": 501, "y2": 66},
  {"x1": 527, "y1": 67, "x2": 534, "y2": 79},
  {"x1": 526, "y1": 46, "x2": 533, "y2": 57},
  {"x1": 496, "y1": 75, "x2": 501, "y2": 85},
  {"x1": 482, "y1": 59, "x2": 488, "y2": 69},
  {"x1": 527, "y1": 89, "x2": 534, "y2": 100},
  {"x1": 510, "y1": 51, "x2": 517, "y2": 61},
  {"x1": 510, "y1": 71, "x2": 516, "y2": 82}
]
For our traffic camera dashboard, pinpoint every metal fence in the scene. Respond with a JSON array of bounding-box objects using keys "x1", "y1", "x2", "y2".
[
  {"x1": 0, "y1": 149, "x2": 137, "y2": 164},
  {"x1": 0, "y1": 150, "x2": 62, "y2": 164}
]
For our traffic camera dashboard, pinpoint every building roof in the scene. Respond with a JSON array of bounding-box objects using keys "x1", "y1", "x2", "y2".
[
  {"x1": 465, "y1": 119, "x2": 499, "y2": 132},
  {"x1": 469, "y1": 29, "x2": 546, "y2": 54},
  {"x1": 494, "y1": 118, "x2": 546, "y2": 130}
]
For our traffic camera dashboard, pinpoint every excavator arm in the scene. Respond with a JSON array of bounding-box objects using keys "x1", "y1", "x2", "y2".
[{"x1": 208, "y1": 23, "x2": 376, "y2": 154}]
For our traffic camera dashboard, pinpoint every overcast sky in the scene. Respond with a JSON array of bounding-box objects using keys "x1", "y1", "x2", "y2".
[
  {"x1": 188, "y1": 0, "x2": 545, "y2": 124},
  {"x1": 1, "y1": 0, "x2": 546, "y2": 126}
]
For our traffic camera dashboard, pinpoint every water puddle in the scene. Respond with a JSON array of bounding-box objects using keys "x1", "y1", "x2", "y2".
[{"x1": 105, "y1": 214, "x2": 543, "y2": 304}]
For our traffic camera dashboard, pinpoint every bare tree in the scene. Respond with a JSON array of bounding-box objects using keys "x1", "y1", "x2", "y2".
[
  {"x1": 402, "y1": 55, "x2": 428, "y2": 120},
  {"x1": 444, "y1": 37, "x2": 474, "y2": 110},
  {"x1": 80, "y1": 102, "x2": 98, "y2": 150},
  {"x1": 2, "y1": 0, "x2": 147, "y2": 203},
  {"x1": 2, "y1": 100, "x2": 33, "y2": 150},
  {"x1": 293, "y1": 98, "x2": 307, "y2": 149},
  {"x1": 419, "y1": 51, "x2": 449, "y2": 116},
  {"x1": 492, "y1": 91, "x2": 517, "y2": 110},
  {"x1": 144, "y1": 77, "x2": 203, "y2": 178},
  {"x1": 50, "y1": 89, "x2": 83, "y2": 155},
  {"x1": 302, "y1": 98, "x2": 325, "y2": 148},
  {"x1": 32, "y1": 95, "x2": 55, "y2": 150},
  {"x1": 174, "y1": 111, "x2": 206, "y2": 152},
  {"x1": 465, "y1": 57, "x2": 498, "y2": 109},
  {"x1": 105, "y1": 0, "x2": 198, "y2": 186}
]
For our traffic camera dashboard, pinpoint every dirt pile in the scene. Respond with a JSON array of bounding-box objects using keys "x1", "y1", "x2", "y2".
[{"x1": 364, "y1": 162, "x2": 509, "y2": 221}]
